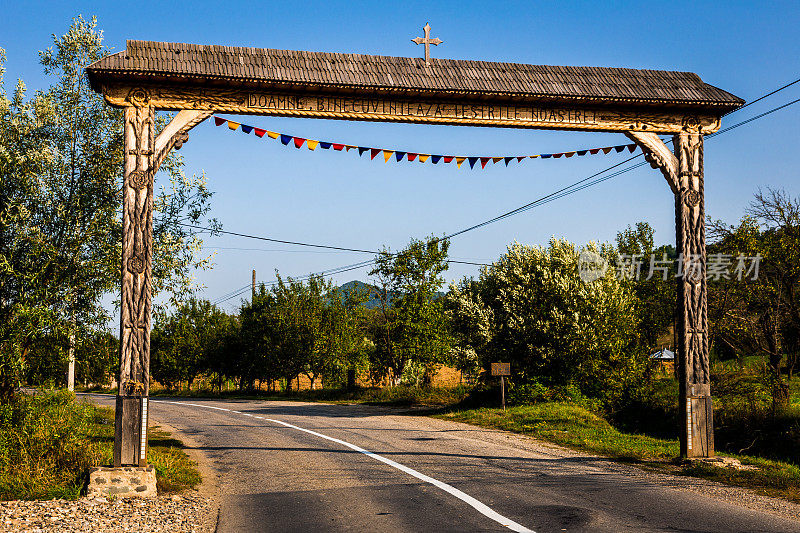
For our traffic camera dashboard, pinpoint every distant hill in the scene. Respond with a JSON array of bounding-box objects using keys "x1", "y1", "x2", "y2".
[
  {"x1": 336, "y1": 280, "x2": 443, "y2": 309},
  {"x1": 336, "y1": 280, "x2": 387, "y2": 309}
]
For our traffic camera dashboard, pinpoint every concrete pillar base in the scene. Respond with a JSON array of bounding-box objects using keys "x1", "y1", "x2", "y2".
[{"x1": 87, "y1": 465, "x2": 156, "y2": 498}]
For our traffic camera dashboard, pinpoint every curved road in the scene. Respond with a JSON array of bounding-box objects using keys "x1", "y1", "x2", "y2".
[{"x1": 90, "y1": 396, "x2": 800, "y2": 532}]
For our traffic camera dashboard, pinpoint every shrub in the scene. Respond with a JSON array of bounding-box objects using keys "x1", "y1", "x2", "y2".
[{"x1": 0, "y1": 391, "x2": 102, "y2": 500}]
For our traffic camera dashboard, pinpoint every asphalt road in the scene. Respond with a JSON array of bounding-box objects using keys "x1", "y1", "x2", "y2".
[{"x1": 88, "y1": 396, "x2": 800, "y2": 533}]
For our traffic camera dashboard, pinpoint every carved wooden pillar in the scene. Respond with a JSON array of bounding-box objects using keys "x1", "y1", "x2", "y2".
[
  {"x1": 673, "y1": 129, "x2": 713, "y2": 458},
  {"x1": 112, "y1": 88, "x2": 211, "y2": 467},
  {"x1": 115, "y1": 98, "x2": 155, "y2": 467},
  {"x1": 627, "y1": 125, "x2": 713, "y2": 458}
]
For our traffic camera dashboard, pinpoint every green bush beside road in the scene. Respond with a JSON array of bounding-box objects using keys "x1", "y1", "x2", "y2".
[{"x1": 0, "y1": 391, "x2": 200, "y2": 500}]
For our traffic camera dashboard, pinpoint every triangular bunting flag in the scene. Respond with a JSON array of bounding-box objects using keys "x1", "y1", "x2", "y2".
[
  {"x1": 614, "y1": 145, "x2": 625, "y2": 153},
  {"x1": 576, "y1": 150, "x2": 588, "y2": 156},
  {"x1": 516, "y1": 156, "x2": 525, "y2": 163},
  {"x1": 214, "y1": 117, "x2": 226, "y2": 126},
  {"x1": 443, "y1": 156, "x2": 454, "y2": 164},
  {"x1": 529, "y1": 155, "x2": 540, "y2": 159},
  {"x1": 504, "y1": 156, "x2": 514, "y2": 166},
  {"x1": 627, "y1": 144, "x2": 637, "y2": 153},
  {"x1": 468, "y1": 157, "x2": 478, "y2": 169},
  {"x1": 383, "y1": 150, "x2": 393, "y2": 162},
  {"x1": 358, "y1": 147, "x2": 370, "y2": 156},
  {"x1": 492, "y1": 157, "x2": 503, "y2": 164},
  {"x1": 431, "y1": 155, "x2": 442, "y2": 164},
  {"x1": 370, "y1": 148, "x2": 381, "y2": 160},
  {"x1": 319, "y1": 142, "x2": 332, "y2": 149},
  {"x1": 254, "y1": 128, "x2": 266, "y2": 138},
  {"x1": 553, "y1": 153, "x2": 564, "y2": 158},
  {"x1": 241, "y1": 125, "x2": 253, "y2": 134},
  {"x1": 395, "y1": 151, "x2": 406, "y2": 162},
  {"x1": 589, "y1": 148, "x2": 600, "y2": 154},
  {"x1": 307, "y1": 140, "x2": 319, "y2": 150},
  {"x1": 332, "y1": 143, "x2": 344, "y2": 151},
  {"x1": 480, "y1": 157, "x2": 491, "y2": 169},
  {"x1": 280, "y1": 134, "x2": 292, "y2": 145},
  {"x1": 227, "y1": 121, "x2": 240, "y2": 131},
  {"x1": 267, "y1": 131, "x2": 279, "y2": 139},
  {"x1": 407, "y1": 153, "x2": 418, "y2": 161},
  {"x1": 293, "y1": 137, "x2": 306, "y2": 148},
  {"x1": 602, "y1": 147, "x2": 613, "y2": 154},
  {"x1": 345, "y1": 145, "x2": 356, "y2": 151},
  {"x1": 419, "y1": 154, "x2": 430, "y2": 163},
  {"x1": 564, "y1": 152, "x2": 576, "y2": 158},
  {"x1": 456, "y1": 156, "x2": 466, "y2": 168}
]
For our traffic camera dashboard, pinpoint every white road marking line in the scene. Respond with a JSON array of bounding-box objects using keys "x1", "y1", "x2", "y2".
[{"x1": 152, "y1": 400, "x2": 535, "y2": 533}]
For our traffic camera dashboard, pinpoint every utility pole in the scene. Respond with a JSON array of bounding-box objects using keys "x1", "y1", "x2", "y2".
[
  {"x1": 252, "y1": 269, "x2": 256, "y2": 300},
  {"x1": 67, "y1": 326, "x2": 75, "y2": 392}
]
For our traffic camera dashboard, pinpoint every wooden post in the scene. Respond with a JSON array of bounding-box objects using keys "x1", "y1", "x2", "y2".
[
  {"x1": 252, "y1": 269, "x2": 256, "y2": 300},
  {"x1": 114, "y1": 102, "x2": 155, "y2": 467},
  {"x1": 674, "y1": 130, "x2": 714, "y2": 458},
  {"x1": 500, "y1": 376, "x2": 505, "y2": 410},
  {"x1": 627, "y1": 125, "x2": 714, "y2": 458}
]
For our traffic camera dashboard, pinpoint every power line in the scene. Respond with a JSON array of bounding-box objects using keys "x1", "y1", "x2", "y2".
[{"x1": 208, "y1": 79, "x2": 800, "y2": 305}]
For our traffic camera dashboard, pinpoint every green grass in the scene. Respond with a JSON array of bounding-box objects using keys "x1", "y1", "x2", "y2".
[
  {"x1": 0, "y1": 392, "x2": 200, "y2": 500},
  {"x1": 437, "y1": 403, "x2": 800, "y2": 503}
]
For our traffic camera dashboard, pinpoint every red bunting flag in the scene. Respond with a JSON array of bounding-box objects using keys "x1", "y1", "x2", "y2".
[
  {"x1": 293, "y1": 137, "x2": 306, "y2": 148},
  {"x1": 480, "y1": 157, "x2": 490, "y2": 169},
  {"x1": 407, "y1": 153, "x2": 418, "y2": 161},
  {"x1": 516, "y1": 156, "x2": 525, "y2": 163},
  {"x1": 443, "y1": 156, "x2": 454, "y2": 163},
  {"x1": 332, "y1": 143, "x2": 344, "y2": 151},
  {"x1": 214, "y1": 117, "x2": 226, "y2": 126},
  {"x1": 254, "y1": 128, "x2": 266, "y2": 138},
  {"x1": 370, "y1": 148, "x2": 381, "y2": 160}
]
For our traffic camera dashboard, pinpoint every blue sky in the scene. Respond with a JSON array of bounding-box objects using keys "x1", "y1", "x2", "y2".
[{"x1": 3, "y1": 1, "x2": 799, "y2": 312}]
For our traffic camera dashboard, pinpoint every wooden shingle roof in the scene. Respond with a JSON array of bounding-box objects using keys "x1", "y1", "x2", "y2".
[{"x1": 86, "y1": 40, "x2": 743, "y2": 111}]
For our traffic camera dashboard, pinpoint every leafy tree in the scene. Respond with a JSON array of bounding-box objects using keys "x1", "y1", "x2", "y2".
[
  {"x1": 0, "y1": 17, "x2": 217, "y2": 397},
  {"x1": 448, "y1": 239, "x2": 645, "y2": 404},
  {"x1": 151, "y1": 299, "x2": 231, "y2": 390},
  {"x1": 615, "y1": 222, "x2": 676, "y2": 351},
  {"x1": 370, "y1": 236, "x2": 451, "y2": 385},
  {"x1": 708, "y1": 188, "x2": 800, "y2": 410}
]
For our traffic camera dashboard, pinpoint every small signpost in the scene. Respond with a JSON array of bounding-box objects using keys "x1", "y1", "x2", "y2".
[{"x1": 491, "y1": 362, "x2": 510, "y2": 410}]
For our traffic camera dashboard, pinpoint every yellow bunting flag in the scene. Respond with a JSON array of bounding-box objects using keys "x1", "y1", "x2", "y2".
[
  {"x1": 418, "y1": 154, "x2": 430, "y2": 163},
  {"x1": 564, "y1": 151, "x2": 576, "y2": 158},
  {"x1": 492, "y1": 157, "x2": 503, "y2": 164},
  {"x1": 529, "y1": 155, "x2": 540, "y2": 158},
  {"x1": 267, "y1": 131, "x2": 279, "y2": 139},
  {"x1": 307, "y1": 140, "x2": 319, "y2": 151},
  {"x1": 383, "y1": 150, "x2": 394, "y2": 162},
  {"x1": 345, "y1": 145, "x2": 357, "y2": 151},
  {"x1": 456, "y1": 156, "x2": 466, "y2": 168},
  {"x1": 602, "y1": 147, "x2": 613, "y2": 154},
  {"x1": 227, "y1": 121, "x2": 240, "y2": 130}
]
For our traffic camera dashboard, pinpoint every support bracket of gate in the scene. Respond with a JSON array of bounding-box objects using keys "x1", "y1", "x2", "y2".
[
  {"x1": 152, "y1": 110, "x2": 212, "y2": 174},
  {"x1": 625, "y1": 131, "x2": 679, "y2": 194}
]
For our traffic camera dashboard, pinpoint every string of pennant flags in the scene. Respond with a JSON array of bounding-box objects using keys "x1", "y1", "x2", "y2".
[{"x1": 213, "y1": 116, "x2": 639, "y2": 169}]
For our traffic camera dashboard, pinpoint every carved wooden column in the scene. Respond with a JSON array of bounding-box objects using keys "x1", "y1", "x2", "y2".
[
  {"x1": 113, "y1": 87, "x2": 211, "y2": 467},
  {"x1": 627, "y1": 125, "x2": 713, "y2": 458},
  {"x1": 673, "y1": 129, "x2": 713, "y2": 458},
  {"x1": 115, "y1": 96, "x2": 155, "y2": 467}
]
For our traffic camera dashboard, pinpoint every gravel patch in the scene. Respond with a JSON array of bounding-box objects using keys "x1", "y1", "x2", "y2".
[{"x1": 0, "y1": 492, "x2": 216, "y2": 533}]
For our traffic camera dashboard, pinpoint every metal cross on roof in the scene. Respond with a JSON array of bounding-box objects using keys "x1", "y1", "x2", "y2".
[{"x1": 411, "y1": 23, "x2": 443, "y2": 66}]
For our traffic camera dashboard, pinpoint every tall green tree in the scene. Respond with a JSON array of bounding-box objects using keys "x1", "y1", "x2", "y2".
[
  {"x1": 448, "y1": 239, "x2": 645, "y2": 403},
  {"x1": 708, "y1": 188, "x2": 800, "y2": 410},
  {"x1": 370, "y1": 236, "x2": 451, "y2": 385},
  {"x1": 0, "y1": 17, "x2": 217, "y2": 397},
  {"x1": 615, "y1": 222, "x2": 676, "y2": 351}
]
